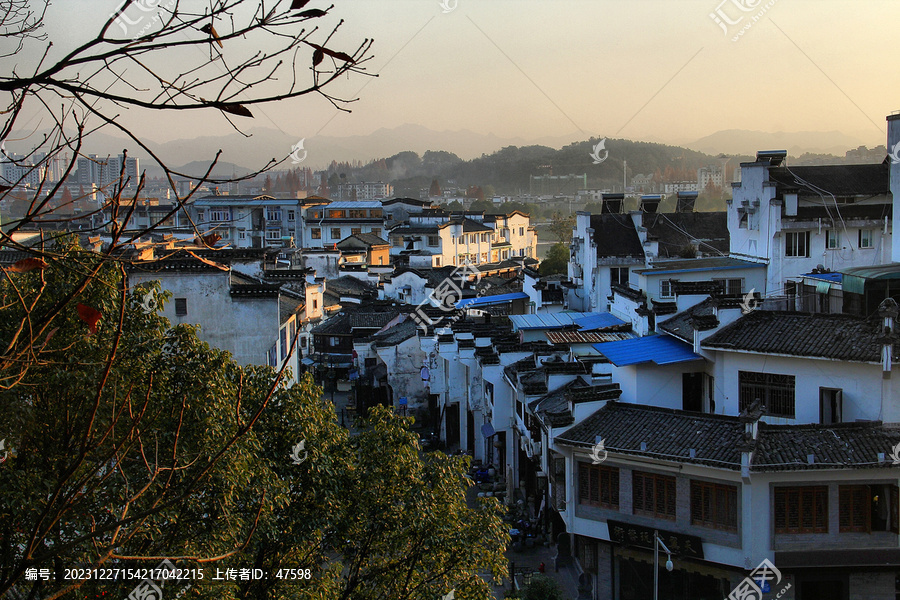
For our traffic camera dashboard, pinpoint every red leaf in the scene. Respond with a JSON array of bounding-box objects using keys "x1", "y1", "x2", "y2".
[
  {"x1": 5, "y1": 258, "x2": 47, "y2": 273},
  {"x1": 298, "y1": 8, "x2": 327, "y2": 18},
  {"x1": 312, "y1": 48, "x2": 324, "y2": 67},
  {"x1": 77, "y1": 303, "x2": 102, "y2": 335},
  {"x1": 219, "y1": 103, "x2": 253, "y2": 118},
  {"x1": 291, "y1": 0, "x2": 311, "y2": 8}
]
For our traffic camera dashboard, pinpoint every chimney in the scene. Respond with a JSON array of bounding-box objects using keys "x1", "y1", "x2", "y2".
[
  {"x1": 601, "y1": 193, "x2": 623, "y2": 214},
  {"x1": 888, "y1": 114, "x2": 900, "y2": 262},
  {"x1": 640, "y1": 195, "x2": 660, "y2": 213},
  {"x1": 676, "y1": 191, "x2": 697, "y2": 213}
]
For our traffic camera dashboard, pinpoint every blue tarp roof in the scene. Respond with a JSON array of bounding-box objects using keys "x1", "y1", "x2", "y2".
[
  {"x1": 456, "y1": 292, "x2": 529, "y2": 308},
  {"x1": 592, "y1": 334, "x2": 703, "y2": 367},
  {"x1": 509, "y1": 312, "x2": 610, "y2": 331},
  {"x1": 574, "y1": 313, "x2": 626, "y2": 330},
  {"x1": 802, "y1": 271, "x2": 843, "y2": 284}
]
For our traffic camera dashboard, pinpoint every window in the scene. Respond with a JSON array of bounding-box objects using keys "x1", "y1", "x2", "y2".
[
  {"x1": 712, "y1": 278, "x2": 744, "y2": 295},
  {"x1": 519, "y1": 227, "x2": 525, "y2": 236},
  {"x1": 458, "y1": 235, "x2": 465, "y2": 244},
  {"x1": 435, "y1": 257, "x2": 441, "y2": 266},
  {"x1": 774, "y1": 486, "x2": 828, "y2": 533},
  {"x1": 351, "y1": 228, "x2": 362, "y2": 236},
  {"x1": 329, "y1": 336, "x2": 340, "y2": 347},
  {"x1": 578, "y1": 463, "x2": 619, "y2": 509},
  {"x1": 785, "y1": 231, "x2": 810, "y2": 257},
  {"x1": 370, "y1": 209, "x2": 382, "y2": 218},
  {"x1": 331, "y1": 228, "x2": 341, "y2": 240},
  {"x1": 196, "y1": 209, "x2": 205, "y2": 222},
  {"x1": 738, "y1": 210, "x2": 748, "y2": 229},
  {"x1": 859, "y1": 229, "x2": 874, "y2": 249},
  {"x1": 266, "y1": 345, "x2": 277, "y2": 367},
  {"x1": 632, "y1": 471, "x2": 676, "y2": 520},
  {"x1": 393, "y1": 237, "x2": 403, "y2": 247},
  {"x1": 287, "y1": 210, "x2": 295, "y2": 221},
  {"x1": 348, "y1": 209, "x2": 366, "y2": 219},
  {"x1": 238, "y1": 230, "x2": 246, "y2": 240},
  {"x1": 266, "y1": 229, "x2": 282, "y2": 240},
  {"x1": 825, "y1": 229, "x2": 841, "y2": 250},
  {"x1": 280, "y1": 327, "x2": 287, "y2": 361},
  {"x1": 482, "y1": 233, "x2": 490, "y2": 243},
  {"x1": 839, "y1": 484, "x2": 899, "y2": 533},
  {"x1": 370, "y1": 228, "x2": 381, "y2": 237},
  {"x1": 174, "y1": 298, "x2": 187, "y2": 316},
  {"x1": 659, "y1": 279, "x2": 677, "y2": 299},
  {"x1": 300, "y1": 336, "x2": 307, "y2": 348},
  {"x1": 610, "y1": 267, "x2": 629, "y2": 286},
  {"x1": 328, "y1": 210, "x2": 345, "y2": 218},
  {"x1": 311, "y1": 228, "x2": 321, "y2": 239},
  {"x1": 309, "y1": 210, "x2": 321, "y2": 219},
  {"x1": 266, "y1": 208, "x2": 282, "y2": 221},
  {"x1": 312, "y1": 299, "x2": 318, "y2": 310},
  {"x1": 691, "y1": 481, "x2": 738, "y2": 531},
  {"x1": 428, "y1": 235, "x2": 440, "y2": 247},
  {"x1": 209, "y1": 208, "x2": 230, "y2": 222},
  {"x1": 739, "y1": 371, "x2": 795, "y2": 418}
]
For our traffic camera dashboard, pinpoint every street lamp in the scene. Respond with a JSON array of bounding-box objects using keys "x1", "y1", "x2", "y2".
[{"x1": 653, "y1": 530, "x2": 673, "y2": 600}]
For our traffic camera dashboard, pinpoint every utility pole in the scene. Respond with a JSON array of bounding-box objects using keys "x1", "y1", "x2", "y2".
[{"x1": 623, "y1": 160, "x2": 627, "y2": 194}]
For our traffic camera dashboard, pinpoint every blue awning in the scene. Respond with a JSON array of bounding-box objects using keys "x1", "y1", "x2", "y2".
[
  {"x1": 456, "y1": 292, "x2": 528, "y2": 308},
  {"x1": 593, "y1": 334, "x2": 703, "y2": 367}
]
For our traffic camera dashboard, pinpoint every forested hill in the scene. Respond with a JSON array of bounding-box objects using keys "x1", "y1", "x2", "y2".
[{"x1": 324, "y1": 138, "x2": 745, "y2": 197}]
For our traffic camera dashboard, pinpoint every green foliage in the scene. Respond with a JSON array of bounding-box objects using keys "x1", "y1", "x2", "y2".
[
  {"x1": 548, "y1": 212, "x2": 575, "y2": 244},
  {"x1": 0, "y1": 244, "x2": 508, "y2": 599},
  {"x1": 539, "y1": 243, "x2": 570, "y2": 276},
  {"x1": 521, "y1": 574, "x2": 564, "y2": 600}
]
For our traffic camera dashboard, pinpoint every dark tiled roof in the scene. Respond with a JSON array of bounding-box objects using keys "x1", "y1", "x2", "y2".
[
  {"x1": 768, "y1": 163, "x2": 889, "y2": 198},
  {"x1": 589, "y1": 214, "x2": 645, "y2": 258},
  {"x1": 337, "y1": 233, "x2": 389, "y2": 248},
  {"x1": 643, "y1": 212, "x2": 729, "y2": 257},
  {"x1": 701, "y1": 310, "x2": 897, "y2": 362},
  {"x1": 556, "y1": 402, "x2": 744, "y2": 469},
  {"x1": 371, "y1": 318, "x2": 418, "y2": 346},
  {"x1": 659, "y1": 297, "x2": 718, "y2": 342},
  {"x1": 444, "y1": 217, "x2": 493, "y2": 233},
  {"x1": 671, "y1": 280, "x2": 725, "y2": 296},
  {"x1": 794, "y1": 202, "x2": 891, "y2": 221},
  {"x1": 311, "y1": 309, "x2": 400, "y2": 336},
  {"x1": 279, "y1": 296, "x2": 303, "y2": 325},
  {"x1": 325, "y1": 275, "x2": 378, "y2": 299},
  {"x1": 753, "y1": 421, "x2": 900, "y2": 471},
  {"x1": 389, "y1": 225, "x2": 440, "y2": 236},
  {"x1": 556, "y1": 402, "x2": 900, "y2": 472},
  {"x1": 651, "y1": 300, "x2": 677, "y2": 315}
]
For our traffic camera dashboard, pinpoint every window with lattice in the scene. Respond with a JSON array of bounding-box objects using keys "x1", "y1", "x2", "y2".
[
  {"x1": 839, "y1": 484, "x2": 899, "y2": 533},
  {"x1": 691, "y1": 480, "x2": 738, "y2": 531},
  {"x1": 633, "y1": 471, "x2": 676, "y2": 520},
  {"x1": 578, "y1": 463, "x2": 619, "y2": 509},
  {"x1": 774, "y1": 486, "x2": 827, "y2": 534},
  {"x1": 739, "y1": 371, "x2": 795, "y2": 418}
]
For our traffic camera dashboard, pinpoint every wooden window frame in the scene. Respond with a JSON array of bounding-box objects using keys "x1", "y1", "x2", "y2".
[
  {"x1": 774, "y1": 486, "x2": 828, "y2": 534},
  {"x1": 633, "y1": 471, "x2": 676, "y2": 520},
  {"x1": 691, "y1": 480, "x2": 738, "y2": 531},
  {"x1": 578, "y1": 463, "x2": 619, "y2": 510}
]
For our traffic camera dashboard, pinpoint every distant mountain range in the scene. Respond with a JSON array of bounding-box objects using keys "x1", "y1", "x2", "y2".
[
  {"x1": 6, "y1": 124, "x2": 883, "y2": 180},
  {"x1": 685, "y1": 129, "x2": 868, "y2": 157}
]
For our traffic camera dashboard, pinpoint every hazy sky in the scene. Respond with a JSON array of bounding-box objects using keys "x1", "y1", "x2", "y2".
[{"x1": 11, "y1": 0, "x2": 900, "y2": 151}]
